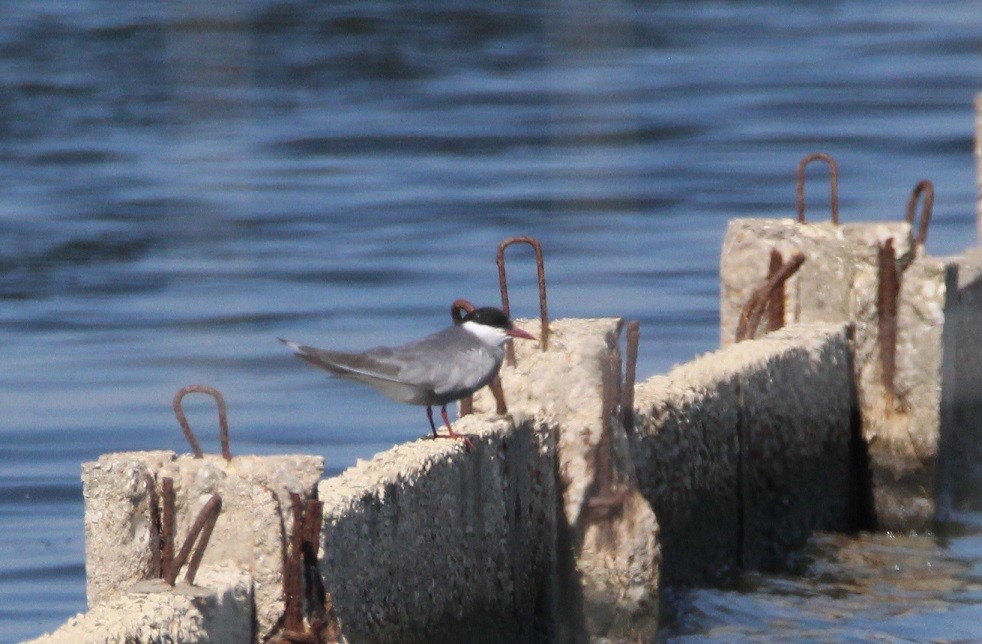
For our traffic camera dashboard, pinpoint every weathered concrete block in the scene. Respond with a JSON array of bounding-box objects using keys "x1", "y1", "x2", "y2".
[
  {"x1": 843, "y1": 222, "x2": 918, "y2": 425},
  {"x1": 720, "y1": 218, "x2": 914, "y2": 345},
  {"x1": 630, "y1": 356, "x2": 741, "y2": 584},
  {"x1": 720, "y1": 219, "x2": 851, "y2": 344},
  {"x1": 26, "y1": 564, "x2": 253, "y2": 644},
  {"x1": 471, "y1": 318, "x2": 661, "y2": 642},
  {"x1": 720, "y1": 217, "x2": 968, "y2": 530},
  {"x1": 741, "y1": 324, "x2": 856, "y2": 567},
  {"x1": 632, "y1": 323, "x2": 857, "y2": 583},
  {"x1": 82, "y1": 450, "x2": 176, "y2": 606},
  {"x1": 82, "y1": 451, "x2": 324, "y2": 641},
  {"x1": 852, "y1": 251, "x2": 945, "y2": 529},
  {"x1": 318, "y1": 414, "x2": 557, "y2": 643}
]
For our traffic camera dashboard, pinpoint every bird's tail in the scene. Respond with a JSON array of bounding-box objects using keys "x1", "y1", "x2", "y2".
[{"x1": 278, "y1": 337, "x2": 303, "y2": 354}]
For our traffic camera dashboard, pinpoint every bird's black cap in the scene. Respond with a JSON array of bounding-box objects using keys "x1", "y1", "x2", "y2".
[{"x1": 462, "y1": 306, "x2": 513, "y2": 330}]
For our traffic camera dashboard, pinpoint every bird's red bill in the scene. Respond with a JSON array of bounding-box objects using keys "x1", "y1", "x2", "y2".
[{"x1": 506, "y1": 327, "x2": 537, "y2": 341}]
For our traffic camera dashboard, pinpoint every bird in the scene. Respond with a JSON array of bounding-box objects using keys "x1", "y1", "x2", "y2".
[{"x1": 280, "y1": 306, "x2": 536, "y2": 445}]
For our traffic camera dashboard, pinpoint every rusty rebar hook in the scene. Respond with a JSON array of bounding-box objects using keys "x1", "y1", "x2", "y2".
[
  {"x1": 904, "y1": 179, "x2": 934, "y2": 249},
  {"x1": 283, "y1": 494, "x2": 306, "y2": 634},
  {"x1": 796, "y1": 153, "x2": 839, "y2": 224},
  {"x1": 497, "y1": 236, "x2": 549, "y2": 365},
  {"x1": 584, "y1": 348, "x2": 629, "y2": 519},
  {"x1": 173, "y1": 384, "x2": 232, "y2": 461},
  {"x1": 735, "y1": 251, "x2": 806, "y2": 342},
  {"x1": 765, "y1": 250, "x2": 786, "y2": 333},
  {"x1": 281, "y1": 493, "x2": 337, "y2": 642},
  {"x1": 877, "y1": 239, "x2": 900, "y2": 412},
  {"x1": 621, "y1": 321, "x2": 640, "y2": 432},
  {"x1": 450, "y1": 298, "x2": 475, "y2": 324},
  {"x1": 161, "y1": 477, "x2": 175, "y2": 582},
  {"x1": 164, "y1": 494, "x2": 223, "y2": 586},
  {"x1": 144, "y1": 474, "x2": 162, "y2": 579}
]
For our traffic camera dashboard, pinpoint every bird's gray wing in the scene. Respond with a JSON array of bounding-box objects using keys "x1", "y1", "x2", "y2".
[
  {"x1": 282, "y1": 340, "x2": 428, "y2": 404},
  {"x1": 384, "y1": 326, "x2": 503, "y2": 402},
  {"x1": 282, "y1": 325, "x2": 503, "y2": 405}
]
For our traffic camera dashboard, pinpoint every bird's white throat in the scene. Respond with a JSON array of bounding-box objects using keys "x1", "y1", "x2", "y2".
[{"x1": 461, "y1": 320, "x2": 510, "y2": 346}]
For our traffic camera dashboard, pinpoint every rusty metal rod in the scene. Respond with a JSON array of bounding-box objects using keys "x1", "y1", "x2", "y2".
[
  {"x1": 302, "y1": 499, "x2": 327, "y2": 624},
  {"x1": 173, "y1": 384, "x2": 232, "y2": 460},
  {"x1": 905, "y1": 179, "x2": 934, "y2": 248},
  {"x1": 796, "y1": 152, "x2": 839, "y2": 224},
  {"x1": 621, "y1": 321, "x2": 640, "y2": 432},
  {"x1": 145, "y1": 474, "x2": 161, "y2": 579},
  {"x1": 736, "y1": 297, "x2": 765, "y2": 343},
  {"x1": 765, "y1": 250, "x2": 786, "y2": 332},
  {"x1": 735, "y1": 252, "x2": 806, "y2": 342},
  {"x1": 182, "y1": 496, "x2": 222, "y2": 585},
  {"x1": 450, "y1": 298, "x2": 475, "y2": 324},
  {"x1": 488, "y1": 375, "x2": 508, "y2": 415},
  {"x1": 302, "y1": 499, "x2": 323, "y2": 558},
  {"x1": 283, "y1": 493, "x2": 306, "y2": 634},
  {"x1": 165, "y1": 494, "x2": 222, "y2": 586},
  {"x1": 584, "y1": 349, "x2": 629, "y2": 519},
  {"x1": 161, "y1": 477, "x2": 175, "y2": 583},
  {"x1": 497, "y1": 236, "x2": 549, "y2": 364},
  {"x1": 586, "y1": 347, "x2": 631, "y2": 520},
  {"x1": 877, "y1": 239, "x2": 899, "y2": 412}
]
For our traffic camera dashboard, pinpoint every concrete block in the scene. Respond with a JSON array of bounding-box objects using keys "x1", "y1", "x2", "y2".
[
  {"x1": 630, "y1": 358, "x2": 741, "y2": 584},
  {"x1": 573, "y1": 486, "x2": 660, "y2": 640},
  {"x1": 632, "y1": 323, "x2": 857, "y2": 582},
  {"x1": 471, "y1": 318, "x2": 661, "y2": 642},
  {"x1": 719, "y1": 218, "x2": 913, "y2": 345},
  {"x1": 82, "y1": 451, "x2": 324, "y2": 641},
  {"x1": 318, "y1": 414, "x2": 557, "y2": 643},
  {"x1": 81, "y1": 450, "x2": 176, "y2": 606},
  {"x1": 26, "y1": 564, "x2": 253, "y2": 644},
  {"x1": 741, "y1": 323, "x2": 856, "y2": 568},
  {"x1": 852, "y1": 252, "x2": 946, "y2": 529},
  {"x1": 844, "y1": 223, "x2": 918, "y2": 426},
  {"x1": 720, "y1": 219, "x2": 851, "y2": 344},
  {"x1": 720, "y1": 217, "x2": 967, "y2": 530}
]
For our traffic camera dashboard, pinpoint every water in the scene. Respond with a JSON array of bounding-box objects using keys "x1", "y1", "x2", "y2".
[
  {"x1": 661, "y1": 513, "x2": 982, "y2": 641},
  {"x1": 0, "y1": 1, "x2": 979, "y2": 641}
]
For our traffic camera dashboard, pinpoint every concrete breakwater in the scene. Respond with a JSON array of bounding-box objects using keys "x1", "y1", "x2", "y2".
[
  {"x1": 31, "y1": 311, "x2": 975, "y2": 642},
  {"x1": 27, "y1": 99, "x2": 982, "y2": 642}
]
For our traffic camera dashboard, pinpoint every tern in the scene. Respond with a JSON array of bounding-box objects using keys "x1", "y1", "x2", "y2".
[{"x1": 280, "y1": 306, "x2": 536, "y2": 444}]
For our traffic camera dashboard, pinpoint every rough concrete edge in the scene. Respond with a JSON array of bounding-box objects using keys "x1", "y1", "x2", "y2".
[
  {"x1": 25, "y1": 564, "x2": 253, "y2": 644},
  {"x1": 468, "y1": 316, "x2": 662, "y2": 642},
  {"x1": 719, "y1": 219, "x2": 848, "y2": 346},
  {"x1": 473, "y1": 316, "x2": 625, "y2": 526},
  {"x1": 80, "y1": 450, "x2": 325, "y2": 642},
  {"x1": 317, "y1": 412, "x2": 558, "y2": 643},
  {"x1": 82, "y1": 450, "x2": 177, "y2": 607},
  {"x1": 631, "y1": 322, "x2": 854, "y2": 584},
  {"x1": 739, "y1": 322, "x2": 856, "y2": 569},
  {"x1": 159, "y1": 452, "x2": 324, "y2": 641}
]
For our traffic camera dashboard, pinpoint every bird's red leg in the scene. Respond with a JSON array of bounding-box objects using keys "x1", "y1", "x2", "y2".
[
  {"x1": 439, "y1": 404, "x2": 473, "y2": 450},
  {"x1": 426, "y1": 406, "x2": 439, "y2": 438}
]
